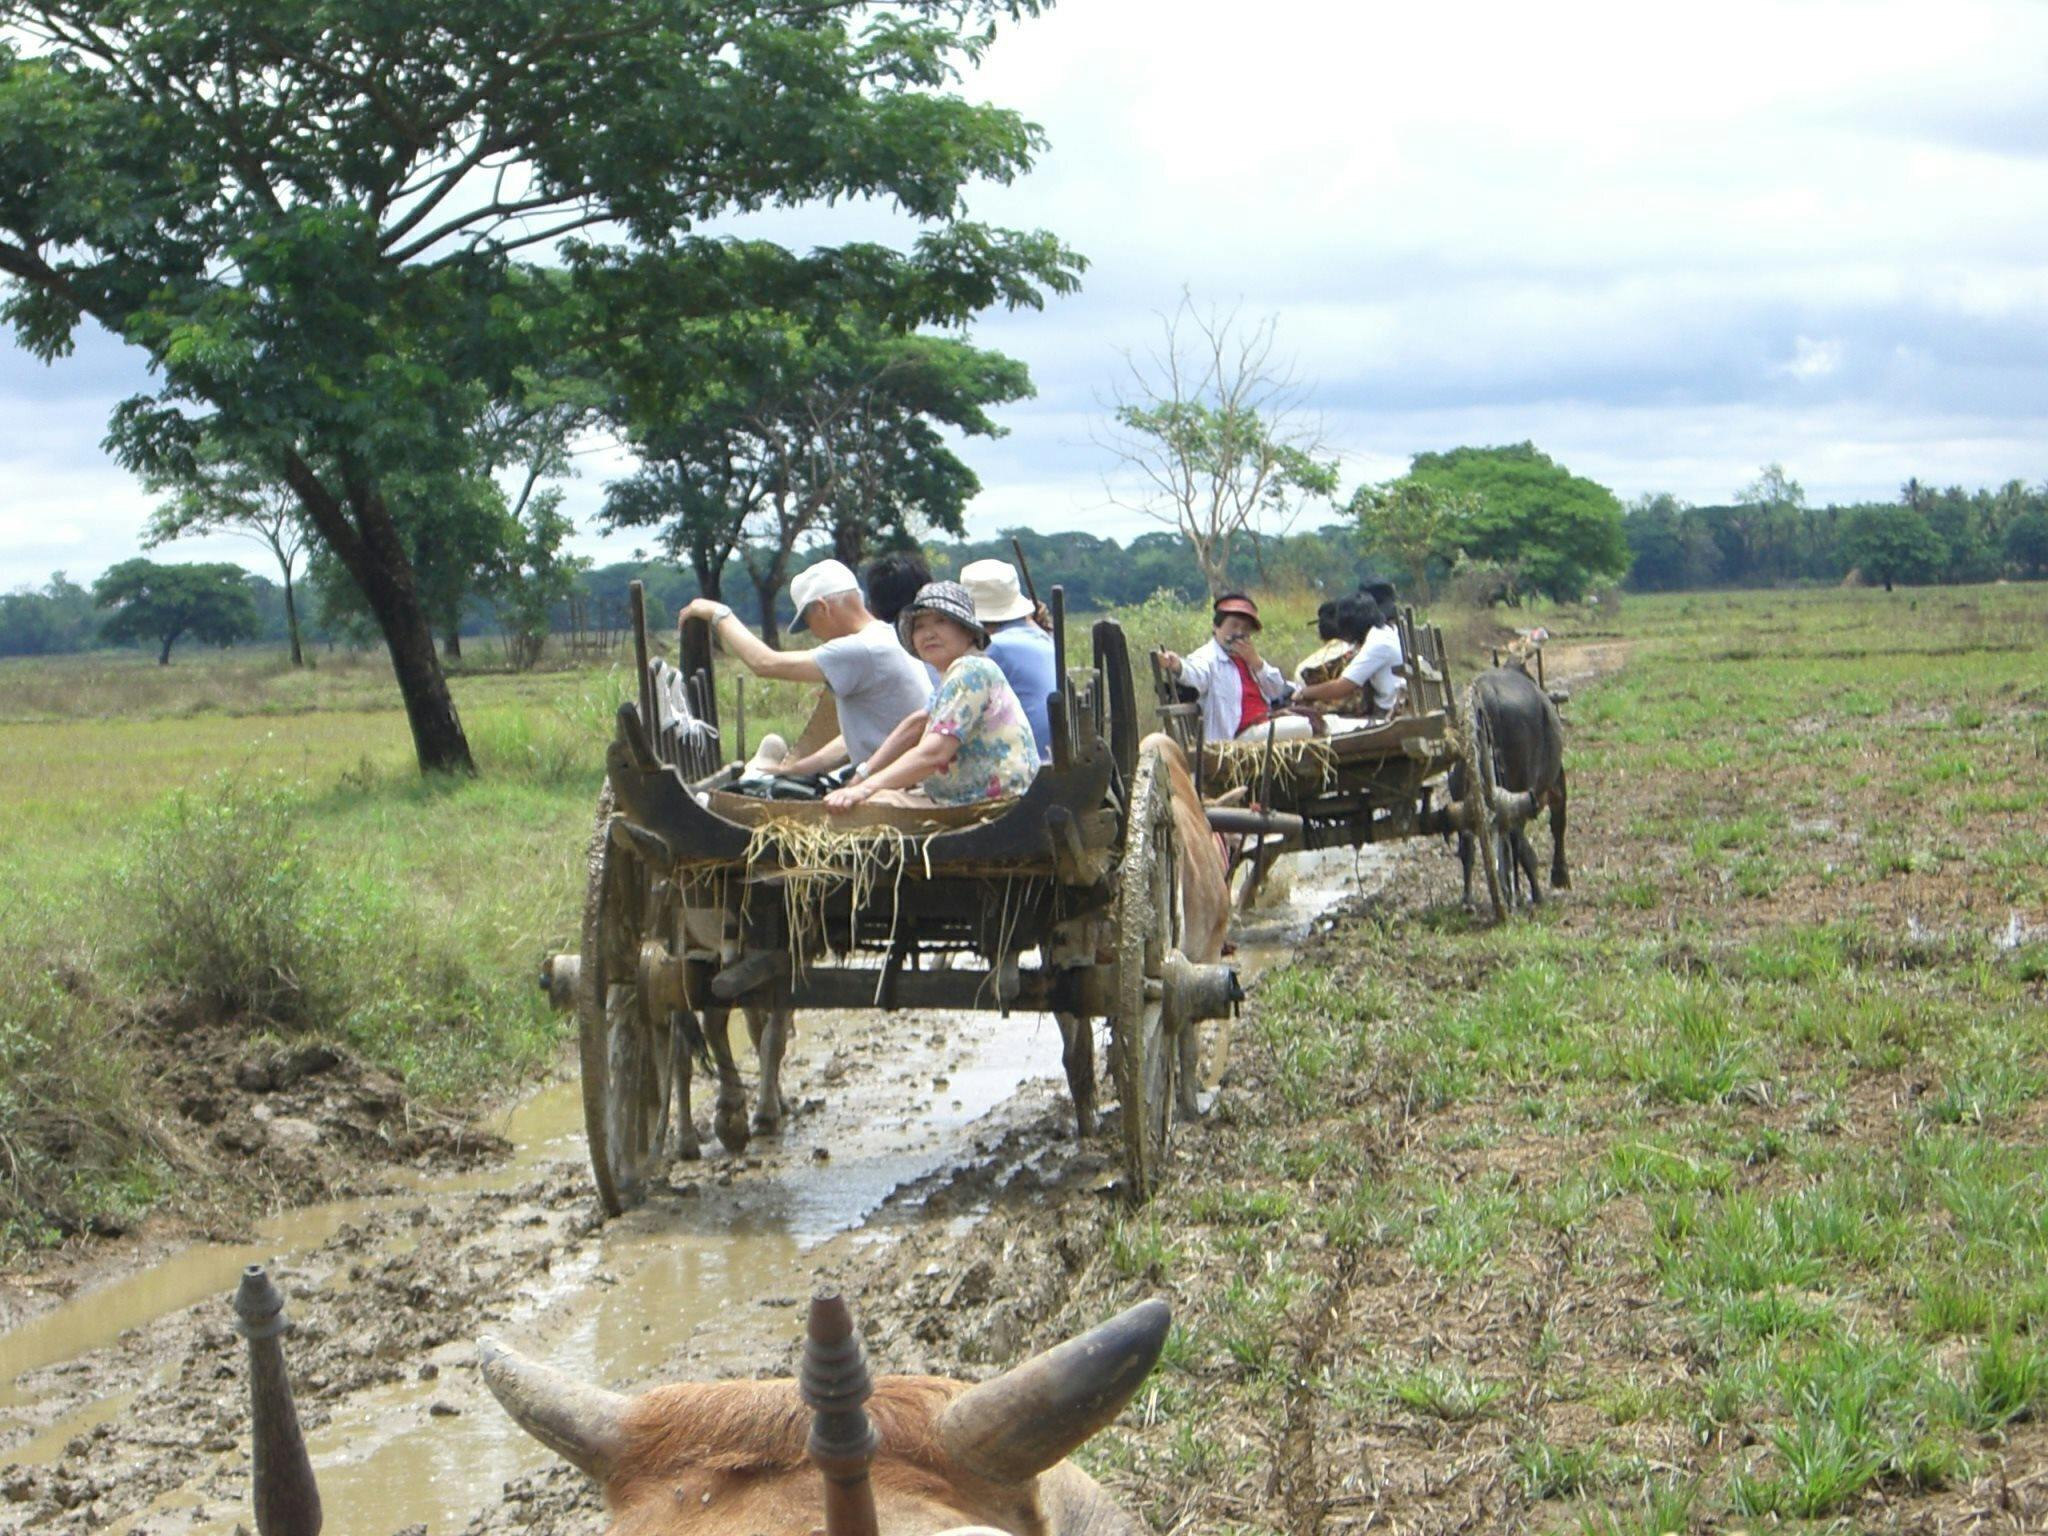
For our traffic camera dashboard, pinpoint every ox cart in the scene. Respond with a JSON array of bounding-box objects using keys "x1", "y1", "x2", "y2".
[
  {"x1": 1151, "y1": 609, "x2": 1524, "y2": 921},
  {"x1": 545, "y1": 583, "x2": 1239, "y2": 1216}
]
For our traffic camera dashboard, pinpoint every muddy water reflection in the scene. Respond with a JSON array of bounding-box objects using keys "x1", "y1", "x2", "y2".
[
  {"x1": 7, "y1": 846, "x2": 1377, "y2": 1534},
  {"x1": 0, "y1": 1086, "x2": 592, "y2": 1427},
  {"x1": 58, "y1": 1000, "x2": 1061, "y2": 1535}
]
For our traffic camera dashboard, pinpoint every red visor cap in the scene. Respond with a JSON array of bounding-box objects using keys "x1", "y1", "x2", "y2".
[{"x1": 1212, "y1": 596, "x2": 1262, "y2": 631}]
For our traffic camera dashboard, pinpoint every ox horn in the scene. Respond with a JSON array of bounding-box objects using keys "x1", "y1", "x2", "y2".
[
  {"x1": 477, "y1": 1337, "x2": 628, "y2": 1483},
  {"x1": 937, "y1": 1297, "x2": 1169, "y2": 1483}
]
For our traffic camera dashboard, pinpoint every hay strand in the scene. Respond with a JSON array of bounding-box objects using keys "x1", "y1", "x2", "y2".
[
  {"x1": 740, "y1": 818, "x2": 922, "y2": 966},
  {"x1": 1201, "y1": 736, "x2": 1341, "y2": 796}
]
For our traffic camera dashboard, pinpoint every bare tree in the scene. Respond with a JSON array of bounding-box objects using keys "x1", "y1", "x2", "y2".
[
  {"x1": 1099, "y1": 293, "x2": 1339, "y2": 598},
  {"x1": 145, "y1": 446, "x2": 312, "y2": 666}
]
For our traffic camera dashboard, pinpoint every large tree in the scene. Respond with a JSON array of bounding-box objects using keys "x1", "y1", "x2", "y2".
[
  {"x1": 1347, "y1": 479, "x2": 1475, "y2": 600},
  {"x1": 1405, "y1": 442, "x2": 1629, "y2": 602},
  {"x1": 93, "y1": 557, "x2": 257, "y2": 662},
  {"x1": 1840, "y1": 503, "x2": 1945, "y2": 591},
  {"x1": 2006, "y1": 506, "x2": 2048, "y2": 579},
  {"x1": 0, "y1": 0, "x2": 1076, "y2": 772},
  {"x1": 1100, "y1": 293, "x2": 1339, "y2": 598},
  {"x1": 602, "y1": 308, "x2": 1031, "y2": 644}
]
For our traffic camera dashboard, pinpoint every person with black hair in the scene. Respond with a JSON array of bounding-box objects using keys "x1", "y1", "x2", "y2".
[
  {"x1": 1295, "y1": 597, "x2": 1356, "y2": 687},
  {"x1": 1295, "y1": 591, "x2": 1406, "y2": 718},
  {"x1": 861, "y1": 551, "x2": 933, "y2": 627}
]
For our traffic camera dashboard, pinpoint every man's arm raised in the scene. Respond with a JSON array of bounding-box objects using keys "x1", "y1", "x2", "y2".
[{"x1": 680, "y1": 599, "x2": 827, "y2": 685}]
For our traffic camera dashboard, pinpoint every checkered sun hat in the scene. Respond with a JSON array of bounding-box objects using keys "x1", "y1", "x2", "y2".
[{"x1": 897, "y1": 580, "x2": 989, "y2": 649}]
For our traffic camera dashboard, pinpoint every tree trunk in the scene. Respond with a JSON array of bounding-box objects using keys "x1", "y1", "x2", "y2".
[
  {"x1": 158, "y1": 630, "x2": 177, "y2": 665},
  {"x1": 282, "y1": 570, "x2": 305, "y2": 667},
  {"x1": 832, "y1": 515, "x2": 865, "y2": 569},
  {"x1": 444, "y1": 626, "x2": 461, "y2": 660},
  {"x1": 690, "y1": 551, "x2": 724, "y2": 602},
  {"x1": 280, "y1": 452, "x2": 475, "y2": 775},
  {"x1": 752, "y1": 571, "x2": 782, "y2": 648}
]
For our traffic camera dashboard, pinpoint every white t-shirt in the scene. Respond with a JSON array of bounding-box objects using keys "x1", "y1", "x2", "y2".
[
  {"x1": 1341, "y1": 625, "x2": 1407, "y2": 714},
  {"x1": 812, "y1": 621, "x2": 932, "y2": 765}
]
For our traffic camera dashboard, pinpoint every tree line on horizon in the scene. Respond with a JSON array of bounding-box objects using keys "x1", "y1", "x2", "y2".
[
  {"x1": 11, "y1": 452, "x2": 2043, "y2": 665},
  {"x1": 1624, "y1": 470, "x2": 2048, "y2": 593}
]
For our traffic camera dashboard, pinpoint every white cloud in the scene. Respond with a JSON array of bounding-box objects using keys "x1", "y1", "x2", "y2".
[
  {"x1": 1777, "y1": 336, "x2": 1843, "y2": 381},
  {"x1": 7, "y1": 0, "x2": 2048, "y2": 588}
]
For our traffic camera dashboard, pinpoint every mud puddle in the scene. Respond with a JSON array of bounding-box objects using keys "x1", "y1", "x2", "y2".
[
  {"x1": 0, "y1": 997, "x2": 1074, "y2": 1535},
  {"x1": 0, "y1": 849, "x2": 1376, "y2": 1535}
]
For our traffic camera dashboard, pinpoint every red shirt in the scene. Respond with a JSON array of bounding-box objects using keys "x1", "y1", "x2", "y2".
[{"x1": 1234, "y1": 655, "x2": 1271, "y2": 733}]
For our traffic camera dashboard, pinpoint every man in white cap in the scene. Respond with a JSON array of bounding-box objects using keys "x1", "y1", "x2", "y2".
[
  {"x1": 678, "y1": 558, "x2": 929, "y2": 775},
  {"x1": 960, "y1": 558, "x2": 1055, "y2": 763}
]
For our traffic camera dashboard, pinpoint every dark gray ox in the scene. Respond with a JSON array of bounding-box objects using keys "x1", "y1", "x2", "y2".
[
  {"x1": 232, "y1": 1265, "x2": 1167, "y2": 1536},
  {"x1": 1450, "y1": 662, "x2": 1569, "y2": 908}
]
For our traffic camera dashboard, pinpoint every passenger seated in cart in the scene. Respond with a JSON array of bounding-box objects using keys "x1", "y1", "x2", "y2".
[
  {"x1": 1294, "y1": 598, "x2": 1357, "y2": 687},
  {"x1": 860, "y1": 550, "x2": 932, "y2": 627},
  {"x1": 1293, "y1": 592, "x2": 1408, "y2": 721},
  {"x1": 1157, "y1": 593, "x2": 1314, "y2": 741},
  {"x1": 962, "y1": 557, "x2": 1056, "y2": 763},
  {"x1": 824, "y1": 581, "x2": 1040, "y2": 813},
  {"x1": 677, "y1": 557, "x2": 930, "y2": 778}
]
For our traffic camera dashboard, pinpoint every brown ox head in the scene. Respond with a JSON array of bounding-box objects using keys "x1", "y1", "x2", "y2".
[
  {"x1": 234, "y1": 1265, "x2": 1167, "y2": 1536},
  {"x1": 478, "y1": 1295, "x2": 1168, "y2": 1536}
]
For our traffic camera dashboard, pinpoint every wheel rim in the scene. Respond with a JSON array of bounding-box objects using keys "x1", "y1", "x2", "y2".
[
  {"x1": 1115, "y1": 745, "x2": 1180, "y2": 1201},
  {"x1": 578, "y1": 785, "x2": 673, "y2": 1217}
]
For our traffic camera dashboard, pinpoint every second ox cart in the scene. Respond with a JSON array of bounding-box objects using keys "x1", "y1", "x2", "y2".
[
  {"x1": 544, "y1": 584, "x2": 1239, "y2": 1215},
  {"x1": 1150, "y1": 608, "x2": 1546, "y2": 921}
]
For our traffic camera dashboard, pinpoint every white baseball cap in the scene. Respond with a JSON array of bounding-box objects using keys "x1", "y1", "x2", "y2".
[
  {"x1": 959, "y1": 558, "x2": 1036, "y2": 624},
  {"x1": 787, "y1": 558, "x2": 860, "y2": 632}
]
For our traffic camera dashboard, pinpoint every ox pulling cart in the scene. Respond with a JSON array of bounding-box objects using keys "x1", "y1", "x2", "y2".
[
  {"x1": 544, "y1": 583, "x2": 1239, "y2": 1215},
  {"x1": 1151, "y1": 608, "x2": 1532, "y2": 922}
]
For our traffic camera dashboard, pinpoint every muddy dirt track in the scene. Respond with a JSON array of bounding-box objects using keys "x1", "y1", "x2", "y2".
[{"x1": 0, "y1": 830, "x2": 1384, "y2": 1536}]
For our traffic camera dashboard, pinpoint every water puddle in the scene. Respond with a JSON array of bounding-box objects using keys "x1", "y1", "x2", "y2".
[
  {"x1": 12, "y1": 1000, "x2": 1064, "y2": 1535},
  {"x1": 0, "y1": 1197, "x2": 388, "y2": 1417},
  {"x1": 3, "y1": 844, "x2": 1375, "y2": 1534}
]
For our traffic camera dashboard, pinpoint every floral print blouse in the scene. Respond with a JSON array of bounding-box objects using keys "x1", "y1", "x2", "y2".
[{"x1": 924, "y1": 654, "x2": 1041, "y2": 805}]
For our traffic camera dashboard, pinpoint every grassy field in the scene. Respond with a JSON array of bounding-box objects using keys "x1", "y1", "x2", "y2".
[
  {"x1": 0, "y1": 598, "x2": 1351, "y2": 1249},
  {"x1": 860, "y1": 583, "x2": 2048, "y2": 1535},
  {"x1": 0, "y1": 635, "x2": 840, "y2": 1247}
]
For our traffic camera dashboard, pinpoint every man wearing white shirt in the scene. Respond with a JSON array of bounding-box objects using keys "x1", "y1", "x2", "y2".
[
  {"x1": 1157, "y1": 593, "x2": 1309, "y2": 741},
  {"x1": 1294, "y1": 594, "x2": 1406, "y2": 719},
  {"x1": 677, "y1": 558, "x2": 929, "y2": 774}
]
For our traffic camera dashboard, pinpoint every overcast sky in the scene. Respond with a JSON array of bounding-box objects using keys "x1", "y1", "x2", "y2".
[{"x1": 6, "y1": 0, "x2": 2048, "y2": 590}]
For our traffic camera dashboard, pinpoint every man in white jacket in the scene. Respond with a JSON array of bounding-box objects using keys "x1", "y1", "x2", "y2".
[{"x1": 1158, "y1": 593, "x2": 1309, "y2": 741}]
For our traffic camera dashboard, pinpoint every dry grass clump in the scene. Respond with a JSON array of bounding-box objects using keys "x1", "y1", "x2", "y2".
[
  {"x1": 741, "y1": 817, "x2": 926, "y2": 961},
  {"x1": 1201, "y1": 736, "x2": 1340, "y2": 796}
]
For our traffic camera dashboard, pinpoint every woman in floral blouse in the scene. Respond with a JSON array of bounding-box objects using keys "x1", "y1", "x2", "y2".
[{"x1": 823, "y1": 581, "x2": 1040, "y2": 812}]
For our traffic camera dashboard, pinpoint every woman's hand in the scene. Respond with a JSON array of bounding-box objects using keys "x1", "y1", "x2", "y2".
[{"x1": 824, "y1": 783, "x2": 872, "y2": 814}]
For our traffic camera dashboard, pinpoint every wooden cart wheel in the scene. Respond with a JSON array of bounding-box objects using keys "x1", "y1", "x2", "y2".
[
  {"x1": 577, "y1": 785, "x2": 675, "y2": 1217},
  {"x1": 1113, "y1": 742, "x2": 1182, "y2": 1202},
  {"x1": 1461, "y1": 692, "x2": 1508, "y2": 922}
]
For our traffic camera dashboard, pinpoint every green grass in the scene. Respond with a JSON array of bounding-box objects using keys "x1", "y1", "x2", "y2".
[{"x1": 1047, "y1": 583, "x2": 2048, "y2": 1534}]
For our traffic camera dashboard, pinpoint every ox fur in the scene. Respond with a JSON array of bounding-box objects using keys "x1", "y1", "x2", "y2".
[{"x1": 1452, "y1": 663, "x2": 1570, "y2": 908}]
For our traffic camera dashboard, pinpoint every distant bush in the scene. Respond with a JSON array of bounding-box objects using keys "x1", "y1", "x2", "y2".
[
  {"x1": 0, "y1": 910, "x2": 162, "y2": 1247},
  {"x1": 120, "y1": 774, "x2": 341, "y2": 1030},
  {"x1": 1109, "y1": 587, "x2": 1219, "y2": 661}
]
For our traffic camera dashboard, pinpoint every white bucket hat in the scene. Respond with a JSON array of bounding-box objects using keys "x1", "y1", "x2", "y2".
[
  {"x1": 787, "y1": 558, "x2": 860, "y2": 632},
  {"x1": 959, "y1": 558, "x2": 1035, "y2": 624}
]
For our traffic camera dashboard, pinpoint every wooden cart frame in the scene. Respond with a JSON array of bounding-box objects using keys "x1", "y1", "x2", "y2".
[
  {"x1": 1150, "y1": 607, "x2": 1517, "y2": 920},
  {"x1": 545, "y1": 584, "x2": 1239, "y2": 1215}
]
